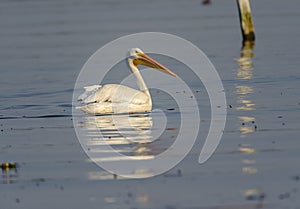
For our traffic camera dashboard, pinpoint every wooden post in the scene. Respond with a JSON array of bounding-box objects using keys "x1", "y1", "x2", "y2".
[{"x1": 237, "y1": 0, "x2": 255, "y2": 42}]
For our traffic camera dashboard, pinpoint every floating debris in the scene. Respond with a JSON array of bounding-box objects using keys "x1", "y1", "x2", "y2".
[
  {"x1": 292, "y1": 175, "x2": 300, "y2": 181},
  {"x1": 127, "y1": 192, "x2": 133, "y2": 198},
  {"x1": 1, "y1": 162, "x2": 18, "y2": 170},
  {"x1": 166, "y1": 128, "x2": 177, "y2": 131},
  {"x1": 243, "y1": 189, "x2": 265, "y2": 201},
  {"x1": 279, "y1": 192, "x2": 290, "y2": 200},
  {"x1": 1, "y1": 162, "x2": 19, "y2": 184},
  {"x1": 32, "y1": 178, "x2": 46, "y2": 183},
  {"x1": 202, "y1": 0, "x2": 211, "y2": 5}
]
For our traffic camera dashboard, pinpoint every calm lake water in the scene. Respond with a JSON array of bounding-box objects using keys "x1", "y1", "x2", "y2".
[{"x1": 1, "y1": 0, "x2": 300, "y2": 208}]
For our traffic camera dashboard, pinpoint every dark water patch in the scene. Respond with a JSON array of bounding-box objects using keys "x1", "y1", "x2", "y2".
[
  {"x1": 0, "y1": 116, "x2": 20, "y2": 120},
  {"x1": 0, "y1": 114, "x2": 72, "y2": 120},
  {"x1": 224, "y1": 128, "x2": 300, "y2": 134},
  {"x1": 292, "y1": 175, "x2": 300, "y2": 181},
  {"x1": 258, "y1": 128, "x2": 300, "y2": 132},
  {"x1": 248, "y1": 76, "x2": 300, "y2": 85},
  {"x1": 57, "y1": 104, "x2": 72, "y2": 108},
  {"x1": 228, "y1": 76, "x2": 300, "y2": 89},
  {"x1": 2, "y1": 104, "x2": 49, "y2": 110},
  {"x1": 10, "y1": 125, "x2": 73, "y2": 131},
  {"x1": 23, "y1": 114, "x2": 72, "y2": 119},
  {"x1": 219, "y1": 148, "x2": 283, "y2": 156},
  {"x1": 2, "y1": 88, "x2": 74, "y2": 99}
]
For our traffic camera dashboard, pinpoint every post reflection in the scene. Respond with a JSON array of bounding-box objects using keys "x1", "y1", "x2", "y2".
[
  {"x1": 235, "y1": 41, "x2": 256, "y2": 136},
  {"x1": 235, "y1": 41, "x2": 264, "y2": 204},
  {"x1": 235, "y1": 41, "x2": 257, "y2": 168}
]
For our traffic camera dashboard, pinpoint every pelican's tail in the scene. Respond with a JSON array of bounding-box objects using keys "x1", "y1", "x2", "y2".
[{"x1": 77, "y1": 85, "x2": 102, "y2": 102}]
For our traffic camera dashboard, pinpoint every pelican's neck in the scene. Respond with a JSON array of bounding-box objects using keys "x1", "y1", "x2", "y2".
[{"x1": 128, "y1": 59, "x2": 150, "y2": 97}]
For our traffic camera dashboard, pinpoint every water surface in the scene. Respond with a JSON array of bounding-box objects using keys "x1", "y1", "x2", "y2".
[{"x1": 0, "y1": 0, "x2": 299, "y2": 208}]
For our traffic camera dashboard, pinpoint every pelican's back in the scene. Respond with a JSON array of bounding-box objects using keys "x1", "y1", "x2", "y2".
[
  {"x1": 83, "y1": 84, "x2": 149, "y2": 104},
  {"x1": 77, "y1": 84, "x2": 152, "y2": 114}
]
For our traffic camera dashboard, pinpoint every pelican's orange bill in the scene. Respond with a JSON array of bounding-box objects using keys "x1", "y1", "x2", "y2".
[{"x1": 135, "y1": 53, "x2": 178, "y2": 77}]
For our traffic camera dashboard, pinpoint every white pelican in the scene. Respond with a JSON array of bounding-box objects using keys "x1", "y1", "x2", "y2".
[{"x1": 77, "y1": 48, "x2": 177, "y2": 114}]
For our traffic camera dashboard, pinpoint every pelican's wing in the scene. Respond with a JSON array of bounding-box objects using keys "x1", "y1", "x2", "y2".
[
  {"x1": 82, "y1": 84, "x2": 149, "y2": 105},
  {"x1": 78, "y1": 85, "x2": 102, "y2": 101}
]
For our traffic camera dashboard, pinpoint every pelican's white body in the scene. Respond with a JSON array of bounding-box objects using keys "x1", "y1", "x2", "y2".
[
  {"x1": 78, "y1": 84, "x2": 151, "y2": 114},
  {"x1": 77, "y1": 48, "x2": 175, "y2": 115}
]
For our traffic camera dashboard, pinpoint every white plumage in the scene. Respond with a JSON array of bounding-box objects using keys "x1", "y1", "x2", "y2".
[{"x1": 77, "y1": 48, "x2": 177, "y2": 114}]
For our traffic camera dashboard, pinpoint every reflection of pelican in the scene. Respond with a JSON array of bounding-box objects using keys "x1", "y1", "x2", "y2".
[
  {"x1": 84, "y1": 114, "x2": 153, "y2": 143},
  {"x1": 82, "y1": 114, "x2": 155, "y2": 156},
  {"x1": 78, "y1": 48, "x2": 177, "y2": 114}
]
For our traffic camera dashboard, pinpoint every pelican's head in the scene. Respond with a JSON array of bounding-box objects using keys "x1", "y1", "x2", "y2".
[{"x1": 129, "y1": 48, "x2": 177, "y2": 77}]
